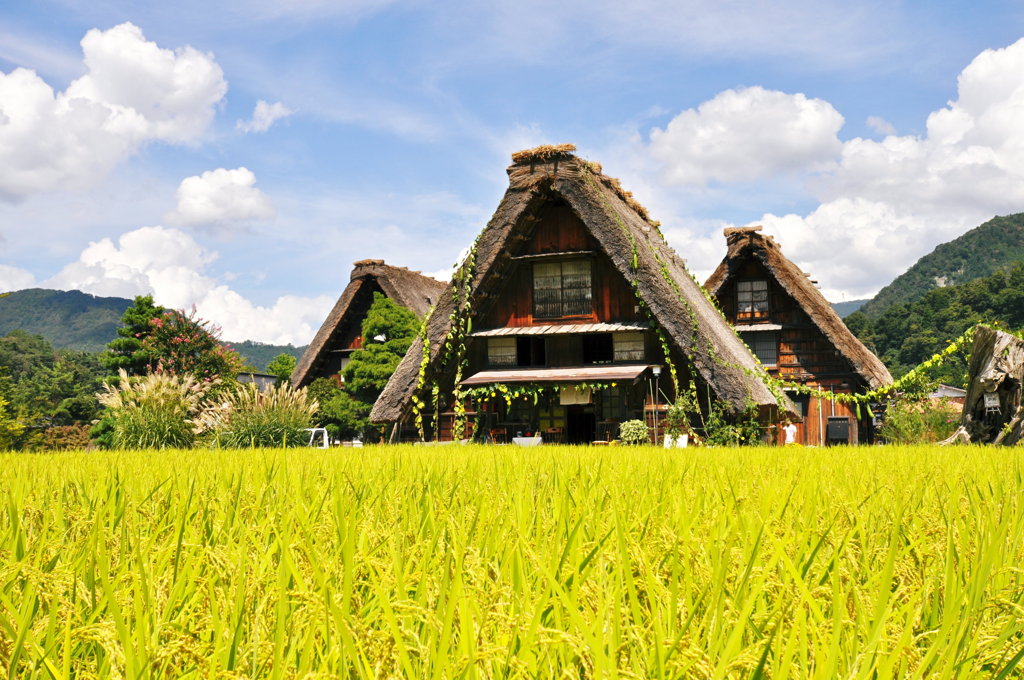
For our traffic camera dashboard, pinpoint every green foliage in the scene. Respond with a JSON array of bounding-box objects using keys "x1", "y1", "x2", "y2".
[
  {"x1": 664, "y1": 397, "x2": 692, "y2": 437},
  {"x1": 0, "y1": 330, "x2": 106, "y2": 448},
  {"x1": 214, "y1": 382, "x2": 318, "y2": 448},
  {"x1": 103, "y1": 295, "x2": 165, "y2": 376},
  {"x1": 0, "y1": 288, "x2": 131, "y2": 352},
  {"x1": 0, "y1": 394, "x2": 25, "y2": 450},
  {"x1": 879, "y1": 398, "x2": 960, "y2": 444},
  {"x1": 344, "y1": 293, "x2": 420, "y2": 403},
  {"x1": 849, "y1": 261, "x2": 1024, "y2": 385},
  {"x1": 858, "y1": 212, "x2": 1024, "y2": 318},
  {"x1": 97, "y1": 370, "x2": 215, "y2": 449},
  {"x1": 699, "y1": 401, "x2": 763, "y2": 446},
  {"x1": 233, "y1": 340, "x2": 307, "y2": 372},
  {"x1": 143, "y1": 308, "x2": 245, "y2": 382},
  {"x1": 618, "y1": 419, "x2": 649, "y2": 445},
  {"x1": 266, "y1": 353, "x2": 297, "y2": 384},
  {"x1": 310, "y1": 379, "x2": 371, "y2": 441}
]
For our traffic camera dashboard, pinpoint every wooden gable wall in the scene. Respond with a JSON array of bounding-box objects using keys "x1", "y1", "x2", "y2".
[{"x1": 477, "y1": 203, "x2": 640, "y2": 328}]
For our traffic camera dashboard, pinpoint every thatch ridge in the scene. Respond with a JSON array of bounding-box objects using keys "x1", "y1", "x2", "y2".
[
  {"x1": 510, "y1": 143, "x2": 577, "y2": 163},
  {"x1": 371, "y1": 148, "x2": 791, "y2": 424},
  {"x1": 705, "y1": 227, "x2": 893, "y2": 390},
  {"x1": 290, "y1": 260, "x2": 446, "y2": 387}
]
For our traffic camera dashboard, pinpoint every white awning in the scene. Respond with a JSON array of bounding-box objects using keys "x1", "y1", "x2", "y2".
[
  {"x1": 460, "y1": 364, "x2": 651, "y2": 386},
  {"x1": 734, "y1": 324, "x2": 783, "y2": 332},
  {"x1": 470, "y1": 322, "x2": 648, "y2": 337}
]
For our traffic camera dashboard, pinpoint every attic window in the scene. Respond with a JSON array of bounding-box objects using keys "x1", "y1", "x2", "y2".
[
  {"x1": 533, "y1": 260, "x2": 592, "y2": 318},
  {"x1": 737, "y1": 280, "x2": 769, "y2": 319}
]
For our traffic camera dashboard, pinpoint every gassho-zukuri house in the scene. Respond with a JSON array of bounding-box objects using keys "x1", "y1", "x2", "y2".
[
  {"x1": 370, "y1": 145, "x2": 796, "y2": 443},
  {"x1": 705, "y1": 226, "x2": 892, "y2": 445},
  {"x1": 291, "y1": 259, "x2": 446, "y2": 388}
]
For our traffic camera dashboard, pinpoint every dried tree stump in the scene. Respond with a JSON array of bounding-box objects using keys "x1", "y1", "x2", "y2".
[{"x1": 941, "y1": 325, "x2": 1024, "y2": 445}]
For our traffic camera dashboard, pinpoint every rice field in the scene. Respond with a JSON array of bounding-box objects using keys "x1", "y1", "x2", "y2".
[{"x1": 2, "y1": 444, "x2": 1024, "y2": 679}]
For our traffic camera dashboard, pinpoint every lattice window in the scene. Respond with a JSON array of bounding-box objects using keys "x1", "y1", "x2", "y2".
[
  {"x1": 487, "y1": 337, "x2": 518, "y2": 366},
  {"x1": 740, "y1": 331, "x2": 778, "y2": 367},
  {"x1": 533, "y1": 260, "x2": 592, "y2": 317},
  {"x1": 613, "y1": 332, "x2": 645, "y2": 361}
]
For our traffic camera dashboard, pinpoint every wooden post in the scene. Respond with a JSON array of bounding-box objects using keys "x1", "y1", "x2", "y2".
[{"x1": 941, "y1": 325, "x2": 1024, "y2": 445}]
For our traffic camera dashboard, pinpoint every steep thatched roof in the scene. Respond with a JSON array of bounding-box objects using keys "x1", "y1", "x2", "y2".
[
  {"x1": 371, "y1": 146, "x2": 791, "y2": 424},
  {"x1": 291, "y1": 260, "x2": 446, "y2": 387},
  {"x1": 705, "y1": 226, "x2": 893, "y2": 390}
]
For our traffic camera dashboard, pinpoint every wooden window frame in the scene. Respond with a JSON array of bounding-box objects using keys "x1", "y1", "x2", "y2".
[
  {"x1": 736, "y1": 280, "x2": 769, "y2": 320},
  {"x1": 532, "y1": 259, "x2": 593, "y2": 319}
]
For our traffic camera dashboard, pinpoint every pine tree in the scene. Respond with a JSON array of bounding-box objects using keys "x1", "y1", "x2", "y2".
[{"x1": 103, "y1": 295, "x2": 165, "y2": 376}]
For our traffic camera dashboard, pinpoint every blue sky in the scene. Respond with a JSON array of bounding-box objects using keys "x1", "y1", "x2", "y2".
[{"x1": 2, "y1": 1, "x2": 1024, "y2": 344}]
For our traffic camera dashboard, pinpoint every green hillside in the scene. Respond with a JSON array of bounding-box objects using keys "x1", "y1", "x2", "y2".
[
  {"x1": 0, "y1": 289, "x2": 131, "y2": 352},
  {"x1": 232, "y1": 340, "x2": 307, "y2": 372},
  {"x1": 846, "y1": 261, "x2": 1024, "y2": 386},
  {"x1": 0, "y1": 288, "x2": 308, "y2": 370},
  {"x1": 830, "y1": 299, "x2": 868, "y2": 317},
  {"x1": 857, "y1": 213, "x2": 1024, "y2": 319}
]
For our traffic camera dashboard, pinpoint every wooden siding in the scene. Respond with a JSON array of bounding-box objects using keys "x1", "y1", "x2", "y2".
[{"x1": 477, "y1": 204, "x2": 639, "y2": 328}]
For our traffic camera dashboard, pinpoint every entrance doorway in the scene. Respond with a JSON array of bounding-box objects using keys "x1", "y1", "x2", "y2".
[{"x1": 565, "y1": 405, "x2": 596, "y2": 444}]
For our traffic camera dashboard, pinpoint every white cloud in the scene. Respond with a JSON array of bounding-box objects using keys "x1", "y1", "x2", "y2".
[
  {"x1": 649, "y1": 86, "x2": 844, "y2": 185},
  {"x1": 865, "y1": 115, "x2": 896, "y2": 135},
  {"x1": 44, "y1": 226, "x2": 331, "y2": 345},
  {"x1": 627, "y1": 38, "x2": 1024, "y2": 301},
  {"x1": 237, "y1": 99, "x2": 293, "y2": 133},
  {"x1": 167, "y1": 167, "x2": 275, "y2": 231},
  {"x1": 0, "y1": 23, "x2": 226, "y2": 201},
  {"x1": 0, "y1": 265, "x2": 36, "y2": 292}
]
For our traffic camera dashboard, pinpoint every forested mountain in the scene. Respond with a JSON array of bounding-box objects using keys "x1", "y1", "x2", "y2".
[
  {"x1": 846, "y1": 261, "x2": 1024, "y2": 386},
  {"x1": 0, "y1": 289, "x2": 131, "y2": 352},
  {"x1": 232, "y1": 340, "x2": 307, "y2": 372},
  {"x1": 857, "y1": 213, "x2": 1024, "y2": 318},
  {"x1": 830, "y1": 299, "x2": 868, "y2": 317},
  {"x1": 0, "y1": 288, "x2": 307, "y2": 370}
]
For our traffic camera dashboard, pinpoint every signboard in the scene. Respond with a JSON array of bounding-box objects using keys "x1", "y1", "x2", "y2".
[{"x1": 984, "y1": 392, "x2": 1001, "y2": 410}]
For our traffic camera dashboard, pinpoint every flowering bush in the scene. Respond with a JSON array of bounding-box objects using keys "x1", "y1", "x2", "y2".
[{"x1": 143, "y1": 308, "x2": 245, "y2": 383}]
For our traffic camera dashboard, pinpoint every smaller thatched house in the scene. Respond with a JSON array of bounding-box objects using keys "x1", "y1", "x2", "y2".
[
  {"x1": 291, "y1": 260, "x2": 446, "y2": 387},
  {"x1": 371, "y1": 145, "x2": 793, "y2": 443},
  {"x1": 705, "y1": 226, "x2": 892, "y2": 444}
]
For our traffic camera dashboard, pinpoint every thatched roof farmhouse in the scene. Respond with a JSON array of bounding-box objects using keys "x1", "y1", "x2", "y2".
[{"x1": 371, "y1": 145, "x2": 793, "y2": 441}]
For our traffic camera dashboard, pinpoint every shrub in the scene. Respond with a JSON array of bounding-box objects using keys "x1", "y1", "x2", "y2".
[
  {"x1": 35, "y1": 424, "x2": 92, "y2": 451},
  {"x1": 97, "y1": 370, "x2": 214, "y2": 449},
  {"x1": 619, "y1": 419, "x2": 649, "y2": 445},
  {"x1": 879, "y1": 397, "x2": 960, "y2": 444},
  {"x1": 215, "y1": 382, "x2": 318, "y2": 448}
]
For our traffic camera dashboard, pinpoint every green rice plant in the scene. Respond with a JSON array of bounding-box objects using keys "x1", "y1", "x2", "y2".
[
  {"x1": 214, "y1": 381, "x2": 318, "y2": 448},
  {"x1": 96, "y1": 369, "x2": 215, "y2": 449},
  {"x1": 2, "y1": 444, "x2": 1024, "y2": 678}
]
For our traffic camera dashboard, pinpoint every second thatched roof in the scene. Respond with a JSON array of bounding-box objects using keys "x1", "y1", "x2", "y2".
[
  {"x1": 291, "y1": 260, "x2": 446, "y2": 387},
  {"x1": 705, "y1": 226, "x2": 893, "y2": 390}
]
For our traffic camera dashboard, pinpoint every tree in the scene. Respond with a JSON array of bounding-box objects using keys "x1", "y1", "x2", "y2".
[
  {"x1": 0, "y1": 331, "x2": 106, "y2": 448},
  {"x1": 267, "y1": 353, "x2": 297, "y2": 384},
  {"x1": 104, "y1": 295, "x2": 165, "y2": 376},
  {"x1": 343, "y1": 293, "x2": 420, "y2": 403},
  {"x1": 311, "y1": 294, "x2": 421, "y2": 441},
  {"x1": 143, "y1": 308, "x2": 245, "y2": 382}
]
